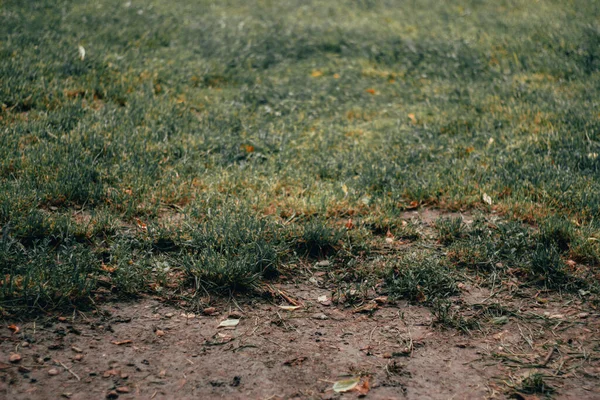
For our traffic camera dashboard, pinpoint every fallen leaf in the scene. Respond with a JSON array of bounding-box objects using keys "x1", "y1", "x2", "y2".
[
  {"x1": 134, "y1": 218, "x2": 147, "y2": 231},
  {"x1": 283, "y1": 356, "x2": 307, "y2": 366},
  {"x1": 278, "y1": 305, "x2": 301, "y2": 311},
  {"x1": 311, "y1": 70, "x2": 323, "y2": 78},
  {"x1": 482, "y1": 193, "x2": 493, "y2": 205},
  {"x1": 333, "y1": 377, "x2": 360, "y2": 393},
  {"x1": 78, "y1": 45, "x2": 85, "y2": 61},
  {"x1": 354, "y1": 378, "x2": 370, "y2": 395},
  {"x1": 203, "y1": 307, "x2": 217, "y2": 316},
  {"x1": 7, "y1": 324, "x2": 19, "y2": 334},
  {"x1": 318, "y1": 295, "x2": 331, "y2": 306},
  {"x1": 365, "y1": 88, "x2": 376, "y2": 95},
  {"x1": 103, "y1": 369, "x2": 120, "y2": 378},
  {"x1": 408, "y1": 113, "x2": 417, "y2": 124},
  {"x1": 111, "y1": 340, "x2": 133, "y2": 345},
  {"x1": 374, "y1": 296, "x2": 388, "y2": 305},
  {"x1": 218, "y1": 319, "x2": 240, "y2": 328},
  {"x1": 333, "y1": 73, "x2": 340, "y2": 79},
  {"x1": 345, "y1": 218, "x2": 354, "y2": 229}
]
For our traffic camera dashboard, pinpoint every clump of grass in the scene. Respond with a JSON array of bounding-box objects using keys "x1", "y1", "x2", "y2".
[
  {"x1": 385, "y1": 253, "x2": 458, "y2": 303},
  {"x1": 430, "y1": 299, "x2": 480, "y2": 334},
  {"x1": 517, "y1": 373, "x2": 555, "y2": 396},
  {"x1": 181, "y1": 209, "x2": 282, "y2": 291},
  {"x1": 294, "y1": 219, "x2": 344, "y2": 259},
  {"x1": 436, "y1": 217, "x2": 466, "y2": 245}
]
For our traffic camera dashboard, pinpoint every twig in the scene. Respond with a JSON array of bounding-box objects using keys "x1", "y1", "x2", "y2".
[
  {"x1": 542, "y1": 347, "x2": 556, "y2": 366},
  {"x1": 55, "y1": 360, "x2": 80, "y2": 381}
]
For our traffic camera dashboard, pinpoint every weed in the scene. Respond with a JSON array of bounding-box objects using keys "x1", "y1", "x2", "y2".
[
  {"x1": 518, "y1": 373, "x2": 555, "y2": 396},
  {"x1": 436, "y1": 217, "x2": 466, "y2": 245},
  {"x1": 385, "y1": 253, "x2": 458, "y2": 303}
]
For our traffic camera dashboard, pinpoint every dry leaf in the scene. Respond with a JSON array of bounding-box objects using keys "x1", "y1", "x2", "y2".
[
  {"x1": 311, "y1": 70, "x2": 323, "y2": 77},
  {"x1": 317, "y1": 295, "x2": 331, "y2": 306},
  {"x1": 345, "y1": 219, "x2": 354, "y2": 229},
  {"x1": 365, "y1": 88, "x2": 376, "y2": 95},
  {"x1": 354, "y1": 378, "x2": 370, "y2": 395},
  {"x1": 408, "y1": 113, "x2": 417, "y2": 123},
  {"x1": 218, "y1": 319, "x2": 240, "y2": 328},
  {"x1": 278, "y1": 305, "x2": 301, "y2": 311},
  {"x1": 283, "y1": 356, "x2": 307, "y2": 366},
  {"x1": 333, "y1": 377, "x2": 360, "y2": 393},
  {"x1": 482, "y1": 193, "x2": 493, "y2": 205},
  {"x1": 134, "y1": 218, "x2": 147, "y2": 231},
  {"x1": 7, "y1": 324, "x2": 19, "y2": 334},
  {"x1": 78, "y1": 45, "x2": 85, "y2": 61},
  {"x1": 112, "y1": 340, "x2": 133, "y2": 346},
  {"x1": 203, "y1": 307, "x2": 217, "y2": 316},
  {"x1": 333, "y1": 73, "x2": 340, "y2": 79}
]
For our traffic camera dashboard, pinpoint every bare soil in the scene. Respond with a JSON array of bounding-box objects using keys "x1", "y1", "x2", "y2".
[{"x1": 1, "y1": 278, "x2": 599, "y2": 400}]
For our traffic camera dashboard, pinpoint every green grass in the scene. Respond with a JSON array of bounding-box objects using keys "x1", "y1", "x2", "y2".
[{"x1": 1, "y1": 0, "x2": 600, "y2": 311}]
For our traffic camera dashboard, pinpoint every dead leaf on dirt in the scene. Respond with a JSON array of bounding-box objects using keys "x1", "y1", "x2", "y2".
[
  {"x1": 332, "y1": 377, "x2": 360, "y2": 393},
  {"x1": 283, "y1": 356, "x2": 307, "y2": 367},
  {"x1": 7, "y1": 324, "x2": 20, "y2": 334},
  {"x1": 353, "y1": 302, "x2": 378, "y2": 313},
  {"x1": 9, "y1": 353, "x2": 21, "y2": 363},
  {"x1": 408, "y1": 113, "x2": 417, "y2": 124},
  {"x1": 355, "y1": 378, "x2": 370, "y2": 395},
  {"x1": 374, "y1": 296, "x2": 388, "y2": 305},
  {"x1": 366, "y1": 88, "x2": 376, "y2": 95},
  {"x1": 278, "y1": 305, "x2": 301, "y2": 311},
  {"x1": 318, "y1": 295, "x2": 331, "y2": 306},
  {"x1": 311, "y1": 70, "x2": 323, "y2": 78},
  {"x1": 111, "y1": 340, "x2": 133, "y2": 346},
  {"x1": 103, "y1": 369, "x2": 120, "y2": 378},
  {"x1": 218, "y1": 319, "x2": 240, "y2": 328},
  {"x1": 202, "y1": 307, "x2": 217, "y2": 316}
]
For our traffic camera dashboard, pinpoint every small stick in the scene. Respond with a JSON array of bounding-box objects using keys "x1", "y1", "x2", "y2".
[
  {"x1": 542, "y1": 347, "x2": 556, "y2": 366},
  {"x1": 56, "y1": 360, "x2": 80, "y2": 381}
]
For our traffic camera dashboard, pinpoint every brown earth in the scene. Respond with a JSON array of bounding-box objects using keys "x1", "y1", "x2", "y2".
[{"x1": 1, "y1": 279, "x2": 599, "y2": 400}]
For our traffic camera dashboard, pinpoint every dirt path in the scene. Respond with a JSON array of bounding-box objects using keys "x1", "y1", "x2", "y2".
[{"x1": 2, "y1": 279, "x2": 599, "y2": 399}]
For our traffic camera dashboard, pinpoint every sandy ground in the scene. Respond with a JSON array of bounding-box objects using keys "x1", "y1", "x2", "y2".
[{"x1": 1, "y1": 278, "x2": 599, "y2": 400}]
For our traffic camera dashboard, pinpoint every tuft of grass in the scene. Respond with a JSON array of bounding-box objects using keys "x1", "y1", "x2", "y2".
[
  {"x1": 517, "y1": 373, "x2": 555, "y2": 396},
  {"x1": 294, "y1": 219, "x2": 344, "y2": 259},
  {"x1": 436, "y1": 217, "x2": 466, "y2": 245},
  {"x1": 385, "y1": 253, "x2": 458, "y2": 303}
]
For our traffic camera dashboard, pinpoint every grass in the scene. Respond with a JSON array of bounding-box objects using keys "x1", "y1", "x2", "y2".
[{"x1": 1, "y1": 0, "x2": 600, "y2": 312}]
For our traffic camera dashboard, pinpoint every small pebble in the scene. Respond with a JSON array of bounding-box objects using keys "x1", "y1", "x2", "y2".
[
  {"x1": 106, "y1": 390, "x2": 119, "y2": 399},
  {"x1": 116, "y1": 387, "x2": 130, "y2": 393},
  {"x1": 9, "y1": 354, "x2": 21, "y2": 363},
  {"x1": 21, "y1": 342, "x2": 30, "y2": 348},
  {"x1": 48, "y1": 368, "x2": 60, "y2": 376}
]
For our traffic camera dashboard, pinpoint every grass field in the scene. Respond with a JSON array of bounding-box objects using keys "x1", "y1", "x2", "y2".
[{"x1": 1, "y1": 0, "x2": 599, "y2": 313}]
